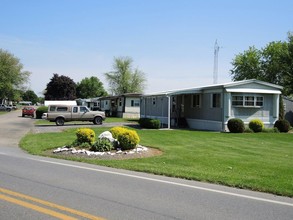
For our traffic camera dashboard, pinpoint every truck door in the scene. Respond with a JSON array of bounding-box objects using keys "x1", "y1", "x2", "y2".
[{"x1": 79, "y1": 106, "x2": 90, "y2": 120}]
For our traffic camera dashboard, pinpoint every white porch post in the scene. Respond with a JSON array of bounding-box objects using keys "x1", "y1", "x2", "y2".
[
  {"x1": 273, "y1": 94, "x2": 279, "y2": 118},
  {"x1": 167, "y1": 95, "x2": 171, "y2": 129}
]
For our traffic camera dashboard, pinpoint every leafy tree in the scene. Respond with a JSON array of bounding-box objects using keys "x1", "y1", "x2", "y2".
[
  {"x1": 0, "y1": 49, "x2": 31, "y2": 101},
  {"x1": 283, "y1": 32, "x2": 293, "y2": 96},
  {"x1": 44, "y1": 74, "x2": 77, "y2": 100},
  {"x1": 261, "y1": 41, "x2": 288, "y2": 85},
  {"x1": 76, "y1": 76, "x2": 107, "y2": 98},
  {"x1": 38, "y1": 96, "x2": 45, "y2": 104},
  {"x1": 22, "y1": 90, "x2": 39, "y2": 104},
  {"x1": 230, "y1": 32, "x2": 293, "y2": 96},
  {"x1": 105, "y1": 57, "x2": 146, "y2": 95},
  {"x1": 230, "y1": 46, "x2": 263, "y2": 82}
]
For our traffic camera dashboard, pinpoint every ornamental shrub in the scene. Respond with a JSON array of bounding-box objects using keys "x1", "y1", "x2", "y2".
[
  {"x1": 227, "y1": 118, "x2": 245, "y2": 133},
  {"x1": 110, "y1": 127, "x2": 128, "y2": 139},
  {"x1": 75, "y1": 128, "x2": 95, "y2": 145},
  {"x1": 90, "y1": 139, "x2": 114, "y2": 152},
  {"x1": 274, "y1": 119, "x2": 291, "y2": 133},
  {"x1": 138, "y1": 118, "x2": 160, "y2": 129},
  {"x1": 118, "y1": 129, "x2": 140, "y2": 150},
  {"x1": 249, "y1": 119, "x2": 264, "y2": 132},
  {"x1": 36, "y1": 106, "x2": 48, "y2": 119}
]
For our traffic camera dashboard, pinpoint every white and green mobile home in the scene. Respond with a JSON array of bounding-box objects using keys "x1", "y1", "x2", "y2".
[{"x1": 140, "y1": 79, "x2": 282, "y2": 131}]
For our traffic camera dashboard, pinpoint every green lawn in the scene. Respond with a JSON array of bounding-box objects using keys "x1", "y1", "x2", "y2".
[{"x1": 20, "y1": 127, "x2": 293, "y2": 197}]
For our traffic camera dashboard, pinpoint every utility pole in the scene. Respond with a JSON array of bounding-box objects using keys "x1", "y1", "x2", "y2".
[{"x1": 213, "y1": 40, "x2": 220, "y2": 84}]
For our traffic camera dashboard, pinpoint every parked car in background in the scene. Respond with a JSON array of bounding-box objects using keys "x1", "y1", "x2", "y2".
[
  {"x1": 22, "y1": 106, "x2": 35, "y2": 117},
  {"x1": 8, "y1": 105, "x2": 17, "y2": 110},
  {"x1": 0, "y1": 104, "x2": 12, "y2": 112}
]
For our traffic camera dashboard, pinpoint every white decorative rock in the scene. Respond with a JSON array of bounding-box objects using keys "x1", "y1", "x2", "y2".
[
  {"x1": 53, "y1": 145, "x2": 149, "y2": 157},
  {"x1": 98, "y1": 131, "x2": 116, "y2": 142}
]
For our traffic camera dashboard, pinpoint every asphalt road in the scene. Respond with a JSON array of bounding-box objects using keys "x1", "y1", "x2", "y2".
[{"x1": 0, "y1": 110, "x2": 293, "y2": 220}]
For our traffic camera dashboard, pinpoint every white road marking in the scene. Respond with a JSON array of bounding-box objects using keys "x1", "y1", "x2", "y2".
[{"x1": 31, "y1": 157, "x2": 293, "y2": 208}]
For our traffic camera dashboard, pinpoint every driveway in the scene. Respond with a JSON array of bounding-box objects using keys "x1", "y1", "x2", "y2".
[{"x1": 0, "y1": 110, "x2": 34, "y2": 150}]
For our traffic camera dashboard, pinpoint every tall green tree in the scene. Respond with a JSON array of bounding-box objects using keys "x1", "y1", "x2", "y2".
[
  {"x1": 230, "y1": 32, "x2": 293, "y2": 96},
  {"x1": 230, "y1": 46, "x2": 263, "y2": 82},
  {"x1": 0, "y1": 49, "x2": 31, "y2": 101},
  {"x1": 44, "y1": 74, "x2": 77, "y2": 100},
  {"x1": 22, "y1": 90, "x2": 39, "y2": 104},
  {"x1": 283, "y1": 32, "x2": 293, "y2": 95},
  {"x1": 76, "y1": 76, "x2": 107, "y2": 98},
  {"x1": 105, "y1": 57, "x2": 146, "y2": 95}
]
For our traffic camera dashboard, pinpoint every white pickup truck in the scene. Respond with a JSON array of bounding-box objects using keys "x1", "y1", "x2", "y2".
[{"x1": 42, "y1": 105, "x2": 106, "y2": 126}]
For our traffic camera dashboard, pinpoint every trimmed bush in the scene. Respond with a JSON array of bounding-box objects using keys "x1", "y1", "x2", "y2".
[
  {"x1": 109, "y1": 127, "x2": 140, "y2": 150},
  {"x1": 227, "y1": 118, "x2": 245, "y2": 133},
  {"x1": 75, "y1": 128, "x2": 95, "y2": 145},
  {"x1": 274, "y1": 119, "x2": 291, "y2": 133},
  {"x1": 91, "y1": 139, "x2": 114, "y2": 152},
  {"x1": 36, "y1": 106, "x2": 48, "y2": 119},
  {"x1": 249, "y1": 119, "x2": 264, "y2": 133},
  {"x1": 118, "y1": 129, "x2": 140, "y2": 150},
  {"x1": 110, "y1": 127, "x2": 128, "y2": 139},
  {"x1": 138, "y1": 118, "x2": 160, "y2": 129}
]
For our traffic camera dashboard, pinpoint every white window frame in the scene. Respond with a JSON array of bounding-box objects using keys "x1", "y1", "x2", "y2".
[
  {"x1": 131, "y1": 100, "x2": 140, "y2": 107},
  {"x1": 232, "y1": 95, "x2": 264, "y2": 107}
]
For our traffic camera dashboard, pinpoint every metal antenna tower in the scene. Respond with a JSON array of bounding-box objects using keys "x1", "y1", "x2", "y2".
[{"x1": 213, "y1": 40, "x2": 220, "y2": 84}]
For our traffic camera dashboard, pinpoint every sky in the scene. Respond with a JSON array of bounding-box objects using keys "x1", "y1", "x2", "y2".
[{"x1": 1, "y1": 0, "x2": 293, "y2": 96}]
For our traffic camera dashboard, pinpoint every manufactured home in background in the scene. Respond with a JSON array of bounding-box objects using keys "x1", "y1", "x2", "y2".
[
  {"x1": 140, "y1": 79, "x2": 283, "y2": 131},
  {"x1": 100, "y1": 93, "x2": 141, "y2": 118},
  {"x1": 283, "y1": 96, "x2": 293, "y2": 126},
  {"x1": 76, "y1": 98, "x2": 100, "y2": 110}
]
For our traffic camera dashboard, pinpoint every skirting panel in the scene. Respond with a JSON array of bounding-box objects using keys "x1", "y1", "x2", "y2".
[{"x1": 186, "y1": 118, "x2": 222, "y2": 131}]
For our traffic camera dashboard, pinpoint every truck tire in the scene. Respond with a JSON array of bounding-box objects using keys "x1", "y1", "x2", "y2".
[
  {"x1": 55, "y1": 117, "x2": 65, "y2": 126},
  {"x1": 93, "y1": 116, "x2": 102, "y2": 125}
]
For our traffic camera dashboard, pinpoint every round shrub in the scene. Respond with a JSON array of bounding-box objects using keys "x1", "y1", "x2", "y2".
[
  {"x1": 249, "y1": 119, "x2": 264, "y2": 132},
  {"x1": 138, "y1": 118, "x2": 160, "y2": 129},
  {"x1": 90, "y1": 139, "x2": 114, "y2": 152},
  {"x1": 274, "y1": 119, "x2": 290, "y2": 133},
  {"x1": 75, "y1": 128, "x2": 95, "y2": 145},
  {"x1": 110, "y1": 127, "x2": 128, "y2": 139},
  {"x1": 117, "y1": 129, "x2": 140, "y2": 150},
  {"x1": 36, "y1": 106, "x2": 48, "y2": 119},
  {"x1": 227, "y1": 118, "x2": 245, "y2": 133}
]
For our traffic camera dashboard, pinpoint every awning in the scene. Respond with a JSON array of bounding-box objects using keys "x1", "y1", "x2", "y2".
[{"x1": 225, "y1": 88, "x2": 281, "y2": 94}]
